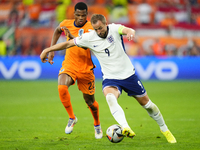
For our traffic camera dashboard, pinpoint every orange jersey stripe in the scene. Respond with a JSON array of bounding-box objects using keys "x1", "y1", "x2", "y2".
[{"x1": 60, "y1": 19, "x2": 95, "y2": 73}]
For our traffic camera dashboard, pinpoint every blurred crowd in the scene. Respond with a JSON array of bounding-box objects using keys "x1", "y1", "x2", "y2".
[{"x1": 0, "y1": 0, "x2": 200, "y2": 56}]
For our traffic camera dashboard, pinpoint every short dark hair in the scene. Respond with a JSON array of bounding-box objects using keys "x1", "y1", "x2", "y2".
[
  {"x1": 91, "y1": 14, "x2": 106, "y2": 25},
  {"x1": 74, "y1": 2, "x2": 87, "y2": 11}
]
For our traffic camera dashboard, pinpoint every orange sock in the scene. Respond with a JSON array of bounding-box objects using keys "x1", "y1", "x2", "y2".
[
  {"x1": 58, "y1": 85, "x2": 75, "y2": 119},
  {"x1": 88, "y1": 100, "x2": 100, "y2": 126}
]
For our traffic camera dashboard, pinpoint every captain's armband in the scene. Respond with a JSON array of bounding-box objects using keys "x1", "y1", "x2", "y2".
[{"x1": 118, "y1": 26, "x2": 125, "y2": 35}]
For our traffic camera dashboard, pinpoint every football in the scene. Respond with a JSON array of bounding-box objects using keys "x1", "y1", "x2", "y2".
[{"x1": 106, "y1": 124, "x2": 124, "y2": 143}]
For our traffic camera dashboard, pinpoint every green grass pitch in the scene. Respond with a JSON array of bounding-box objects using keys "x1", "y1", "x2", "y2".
[{"x1": 0, "y1": 80, "x2": 200, "y2": 150}]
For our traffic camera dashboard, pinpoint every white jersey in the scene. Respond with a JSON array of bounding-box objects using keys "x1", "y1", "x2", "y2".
[{"x1": 74, "y1": 23, "x2": 135, "y2": 80}]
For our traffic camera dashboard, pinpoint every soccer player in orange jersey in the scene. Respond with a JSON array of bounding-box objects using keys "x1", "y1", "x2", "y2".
[{"x1": 47, "y1": 2, "x2": 102, "y2": 139}]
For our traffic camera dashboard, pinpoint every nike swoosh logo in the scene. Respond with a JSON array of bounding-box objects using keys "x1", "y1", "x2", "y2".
[
  {"x1": 154, "y1": 112, "x2": 159, "y2": 116},
  {"x1": 112, "y1": 110, "x2": 118, "y2": 115},
  {"x1": 93, "y1": 45, "x2": 98, "y2": 47}
]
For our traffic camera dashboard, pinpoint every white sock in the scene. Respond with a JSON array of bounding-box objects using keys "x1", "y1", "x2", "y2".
[
  {"x1": 106, "y1": 93, "x2": 130, "y2": 128},
  {"x1": 143, "y1": 99, "x2": 168, "y2": 132}
]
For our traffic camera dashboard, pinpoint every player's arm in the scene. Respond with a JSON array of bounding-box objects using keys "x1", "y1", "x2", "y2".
[
  {"x1": 48, "y1": 26, "x2": 63, "y2": 64},
  {"x1": 40, "y1": 39, "x2": 75, "y2": 63},
  {"x1": 118, "y1": 26, "x2": 135, "y2": 41},
  {"x1": 62, "y1": 27, "x2": 88, "y2": 50}
]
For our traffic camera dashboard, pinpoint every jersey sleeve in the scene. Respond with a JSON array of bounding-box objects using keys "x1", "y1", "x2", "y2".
[
  {"x1": 110, "y1": 23, "x2": 125, "y2": 35},
  {"x1": 74, "y1": 32, "x2": 90, "y2": 48},
  {"x1": 59, "y1": 19, "x2": 68, "y2": 28}
]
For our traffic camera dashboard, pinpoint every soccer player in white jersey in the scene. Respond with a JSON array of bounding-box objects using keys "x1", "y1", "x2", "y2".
[{"x1": 40, "y1": 14, "x2": 177, "y2": 143}]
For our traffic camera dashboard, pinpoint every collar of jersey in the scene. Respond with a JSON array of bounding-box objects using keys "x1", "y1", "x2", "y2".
[{"x1": 74, "y1": 20, "x2": 88, "y2": 28}]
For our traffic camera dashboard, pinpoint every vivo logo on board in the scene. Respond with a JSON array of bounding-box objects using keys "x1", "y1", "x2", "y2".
[
  {"x1": 134, "y1": 61, "x2": 178, "y2": 80},
  {"x1": 0, "y1": 59, "x2": 179, "y2": 80},
  {"x1": 0, "y1": 61, "x2": 41, "y2": 80}
]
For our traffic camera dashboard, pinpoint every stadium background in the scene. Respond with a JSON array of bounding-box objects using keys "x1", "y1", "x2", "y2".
[{"x1": 0, "y1": 0, "x2": 200, "y2": 80}]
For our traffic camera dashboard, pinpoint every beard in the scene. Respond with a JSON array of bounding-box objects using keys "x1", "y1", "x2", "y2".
[{"x1": 97, "y1": 31, "x2": 107, "y2": 39}]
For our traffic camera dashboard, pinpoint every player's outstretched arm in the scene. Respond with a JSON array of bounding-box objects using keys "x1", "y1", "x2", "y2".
[
  {"x1": 40, "y1": 39, "x2": 75, "y2": 63},
  {"x1": 122, "y1": 27, "x2": 135, "y2": 41}
]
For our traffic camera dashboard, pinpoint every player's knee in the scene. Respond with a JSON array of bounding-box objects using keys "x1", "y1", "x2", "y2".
[
  {"x1": 106, "y1": 93, "x2": 116, "y2": 106},
  {"x1": 85, "y1": 100, "x2": 94, "y2": 106},
  {"x1": 83, "y1": 94, "x2": 95, "y2": 106}
]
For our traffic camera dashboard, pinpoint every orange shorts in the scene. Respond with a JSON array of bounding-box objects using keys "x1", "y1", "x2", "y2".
[{"x1": 59, "y1": 65, "x2": 95, "y2": 95}]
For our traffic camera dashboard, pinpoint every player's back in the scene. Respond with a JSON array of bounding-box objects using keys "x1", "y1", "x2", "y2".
[{"x1": 60, "y1": 19, "x2": 95, "y2": 73}]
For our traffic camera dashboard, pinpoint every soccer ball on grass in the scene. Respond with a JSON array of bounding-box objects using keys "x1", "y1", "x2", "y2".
[{"x1": 106, "y1": 124, "x2": 124, "y2": 143}]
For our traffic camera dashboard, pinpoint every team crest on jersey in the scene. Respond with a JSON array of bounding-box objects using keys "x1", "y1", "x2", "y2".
[
  {"x1": 78, "y1": 29, "x2": 84, "y2": 36},
  {"x1": 107, "y1": 35, "x2": 114, "y2": 43},
  {"x1": 59, "y1": 69, "x2": 64, "y2": 73}
]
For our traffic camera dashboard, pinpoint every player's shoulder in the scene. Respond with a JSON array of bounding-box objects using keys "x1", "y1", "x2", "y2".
[
  {"x1": 108, "y1": 23, "x2": 122, "y2": 28},
  {"x1": 108, "y1": 23, "x2": 123, "y2": 36},
  {"x1": 82, "y1": 29, "x2": 94, "y2": 37},
  {"x1": 83, "y1": 20, "x2": 93, "y2": 30},
  {"x1": 79, "y1": 29, "x2": 95, "y2": 41}
]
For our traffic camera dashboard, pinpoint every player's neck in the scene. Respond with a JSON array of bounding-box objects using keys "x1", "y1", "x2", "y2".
[{"x1": 74, "y1": 20, "x2": 87, "y2": 28}]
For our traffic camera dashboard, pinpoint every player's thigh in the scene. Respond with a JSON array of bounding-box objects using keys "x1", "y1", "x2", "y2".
[
  {"x1": 77, "y1": 72, "x2": 95, "y2": 95},
  {"x1": 123, "y1": 74, "x2": 146, "y2": 97},
  {"x1": 58, "y1": 65, "x2": 77, "y2": 86},
  {"x1": 58, "y1": 73, "x2": 74, "y2": 86}
]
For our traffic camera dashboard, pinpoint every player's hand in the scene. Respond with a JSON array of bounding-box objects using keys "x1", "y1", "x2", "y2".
[
  {"x1": 61, "y1": 26, "x2": 69, "y2": 37},
  {"x1": 61, "y1": 26, "x2": 75, "y2": 39},
  {"x1": 40, "y1": 49, "x2": 48, "y2": 63},
  {"x1": 127, "y1": 33, "x2": 135, "y2": 41},
  {"x1": 126, "y1": 29, "x2": 135, "y2": 41},
  {"x1": 47, "y1": 52, "x2": 54, "y2": 65}
]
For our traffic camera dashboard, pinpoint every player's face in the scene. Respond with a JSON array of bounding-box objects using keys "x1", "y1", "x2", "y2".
[
  {"x1": 74, "y1": 9, "x2": 87, "y2": 26},
  {"x1": 92, "y1": 20, "x2": 108, "y2": 38}
]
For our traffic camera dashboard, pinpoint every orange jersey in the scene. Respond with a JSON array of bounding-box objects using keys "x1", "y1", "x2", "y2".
[{"x1": 60, "y1": 19, "x2": 95, "y2": 73}]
